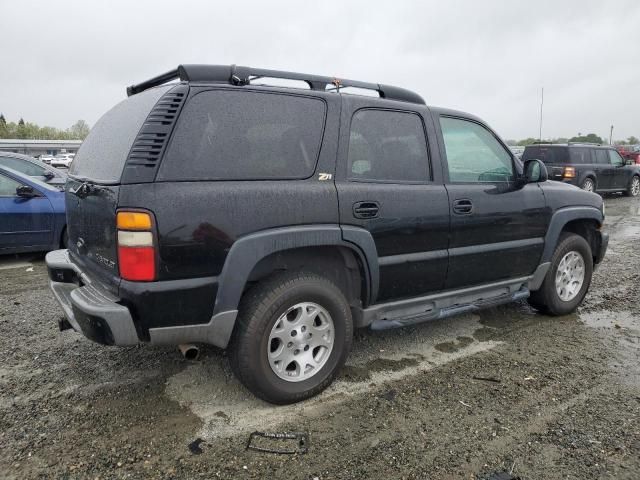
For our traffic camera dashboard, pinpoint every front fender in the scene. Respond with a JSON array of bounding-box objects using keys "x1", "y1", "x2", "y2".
[{"x1": 541, "y1": 206, "x2": 604, "y2": 263}]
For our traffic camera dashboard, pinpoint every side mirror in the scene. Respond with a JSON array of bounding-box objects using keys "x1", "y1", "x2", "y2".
[
  {"x1": 523, "y1": 159, "x2": 548, "y2": 183},
  {"x1": 16, "y1": 185, "x2": 37, "y2": 198},
  {"x1": 43, "y1": 171, "x2": 55, "y2": 179}
]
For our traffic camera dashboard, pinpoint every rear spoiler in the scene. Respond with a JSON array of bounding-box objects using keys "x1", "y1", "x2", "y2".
[{"x1": 126, "y1": 64, "x2": 425, "y2": 105}]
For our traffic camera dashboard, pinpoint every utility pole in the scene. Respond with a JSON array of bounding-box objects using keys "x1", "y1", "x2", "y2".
[
  {"x1": 610, "y1": 125, "x2": 614, "y2": 145},
  {"x1": 538, "y1": 87, "x2": 544, "y2": 142}
]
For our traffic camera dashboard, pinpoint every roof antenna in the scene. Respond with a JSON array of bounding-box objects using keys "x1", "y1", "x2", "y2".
[{"x1": 332, "y1": 78, "x2": 342, "y2": 92}]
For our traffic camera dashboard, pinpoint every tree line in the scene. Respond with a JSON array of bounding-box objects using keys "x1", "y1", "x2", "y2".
[
  {"x1": 0, "y1": 114, "x2": 90, "y2": 140},
  {"x1": 506, "y1": 133, "x2": 639, "y2": 146}
]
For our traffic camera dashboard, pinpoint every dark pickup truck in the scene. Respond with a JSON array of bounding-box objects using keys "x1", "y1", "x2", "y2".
[{"x1": 46, "y1": 64, "x2": 608, "y2": 404}]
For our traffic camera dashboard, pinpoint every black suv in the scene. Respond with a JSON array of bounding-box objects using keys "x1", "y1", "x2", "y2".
[
  {"x1": 46, "y1": 65, "x2": 608, "y2": 404},
  {"x1": 522, "y1": 143, "x2": 640, "y2": 196}
]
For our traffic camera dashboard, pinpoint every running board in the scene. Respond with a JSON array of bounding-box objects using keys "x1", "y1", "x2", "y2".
[{"x1": 362, "y1": 276, "x2": 533, "y2": 331}]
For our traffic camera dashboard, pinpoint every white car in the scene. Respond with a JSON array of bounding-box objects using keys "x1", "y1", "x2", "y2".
[
  {"x1": 39, "y1": 154, "x2": 55, "y2": 164},
  {"x1": 51, "y1": 154, "x2": 74, "y2": 168}
]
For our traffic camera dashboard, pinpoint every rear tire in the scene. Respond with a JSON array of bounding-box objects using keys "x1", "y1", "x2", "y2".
[
  {"x1": 580, "y1": 178, "x2": 595, "y2": 193},
  {"x1": 625, "y1": 175, "x2": 640, "y2": 197},
  {"x1": 229, "y1": 271, "x2": 353, "y2": 404},
  {"x1": 528, "y1": 233, "x2": 593, "y2": 316}
]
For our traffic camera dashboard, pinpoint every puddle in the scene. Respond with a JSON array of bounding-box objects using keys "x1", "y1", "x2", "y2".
[{"x1": 478, "y1": 302, "x2": 537, "y2": 329}]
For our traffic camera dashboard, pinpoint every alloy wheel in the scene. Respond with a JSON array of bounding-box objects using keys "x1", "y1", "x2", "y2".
[
  {"x1": 555, "y1": 251, "x2": 585, "y2": 302},
  {"x1": 267, "y1": 302, "x2": 334, "y2": 382}
]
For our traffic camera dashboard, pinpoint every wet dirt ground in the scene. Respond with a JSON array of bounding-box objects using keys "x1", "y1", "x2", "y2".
[{"x1": 1, "y1": 195, "x2": 639, "y2": 479}]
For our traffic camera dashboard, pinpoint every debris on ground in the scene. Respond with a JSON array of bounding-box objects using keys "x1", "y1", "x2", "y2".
[
  {"x1": 188, "y1": 438, "x2": 205, "y2": 454},
  {"x1": 246, "y1": 431, "x2": 309, "y2": 454}
]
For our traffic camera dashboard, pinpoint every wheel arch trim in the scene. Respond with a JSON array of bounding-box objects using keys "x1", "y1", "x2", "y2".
[{"x1": 542, "y1": 206, "x2": 603, "y2": 263}]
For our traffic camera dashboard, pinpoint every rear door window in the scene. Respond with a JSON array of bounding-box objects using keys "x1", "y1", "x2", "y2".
[
  {"x1": 158, "y1": 90, "x2": 326, "y2": 181},
  {"x1": 348, "y1": 109, "x2": 430, "y2": 183}
]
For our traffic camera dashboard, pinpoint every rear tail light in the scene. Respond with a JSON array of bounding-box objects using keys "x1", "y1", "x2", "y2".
[
  {"x1": 117, "y1": 211, "x2": 156, "y2": 281},
  {"x1": 563, "y1": 167, "x2": 576, "y2": 179}
]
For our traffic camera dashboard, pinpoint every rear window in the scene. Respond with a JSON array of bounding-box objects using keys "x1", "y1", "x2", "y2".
[
  {"x1": 521, "y1": 146, "x2": 569, "y2": 164},
  {"x1": 69, "y1": 86, "x2": 171, "y2": 183},
  {"x1": 158, "y1": 90, "x2": 326, "y2": 181}
]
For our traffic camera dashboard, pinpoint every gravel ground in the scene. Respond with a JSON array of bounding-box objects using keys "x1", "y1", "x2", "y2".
[{"x1": 1, "y1": 194, "x2": 639, "y2": 479}]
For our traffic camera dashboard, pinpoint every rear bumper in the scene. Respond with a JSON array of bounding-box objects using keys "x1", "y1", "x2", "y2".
[
  {"x1": 46, "y1": 249, "x2": 237, "y2": 348},
  {"x1": 46, "y1": 249, "x2": 139, "y2": 345}
]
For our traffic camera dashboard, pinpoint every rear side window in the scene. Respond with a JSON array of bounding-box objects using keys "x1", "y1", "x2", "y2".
[
  {"x1": 569, "y1": 147, "x2": 592, "y2": 164},
  {"x1": 521, "y1": 146, "x2": 569, "y2": 164},
  {"x1": 158, "y1": 90, "x2": 326, "y2": 181},
  {"x1": 69, "y1": 85, "x2": 171, "y2": 183},
  {"x1": 348, "y1": 109, "x2": 429, "y2": 183}
]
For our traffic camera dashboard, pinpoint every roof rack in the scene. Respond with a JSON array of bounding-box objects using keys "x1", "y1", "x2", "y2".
[
  {"x1": 126, "y1": 64, "x2": 425, "y2": 105},
  {"x1": 567, "y1": 141, "x2": 602, "y2": 146}
]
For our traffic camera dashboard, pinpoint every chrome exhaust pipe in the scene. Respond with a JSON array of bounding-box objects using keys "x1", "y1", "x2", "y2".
[{"x1": 178, "y1": 343, "x2": 200, "y2": 360}]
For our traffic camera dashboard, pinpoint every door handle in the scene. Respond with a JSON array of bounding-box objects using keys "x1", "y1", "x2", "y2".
[
  {"x1": 452, "y1": 199, "x2": 473, "y2": 215},
  {"x1": 353, "y1": 201, "x2": 380, "y2": 219}
]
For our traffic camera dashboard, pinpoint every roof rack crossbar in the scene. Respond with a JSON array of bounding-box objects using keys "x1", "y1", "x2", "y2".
[{"x1": 126, "y1": 64, "x2": 425, "y2": 104}]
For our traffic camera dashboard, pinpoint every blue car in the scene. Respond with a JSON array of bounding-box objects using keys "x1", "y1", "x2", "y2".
[{"x1": 0, "y1": 165, "x2": 67, "y2": 254}]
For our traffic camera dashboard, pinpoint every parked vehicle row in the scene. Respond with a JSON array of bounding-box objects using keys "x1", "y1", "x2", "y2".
[
  {"x1": 50, "y1": 153, "x2": 75, "y2": 168},
  {"x1": 38, "y1": 153, "x2": 75, "y2": 167},
  {"x1": 45, "y1": 64, "x2": 608, "y2": 404},
  {"x1": 522, "y1": 143, "x2": 640, "y2": 196}
]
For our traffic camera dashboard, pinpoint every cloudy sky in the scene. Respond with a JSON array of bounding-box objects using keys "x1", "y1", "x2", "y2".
[{"x1": 1, "y1": 0, "x2": 639, "y2": 141}]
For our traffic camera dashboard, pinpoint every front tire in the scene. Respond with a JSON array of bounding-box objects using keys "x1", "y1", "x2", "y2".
[
  {"x1": 229, "y1": 271, "x2": 353, "y2": 404},
  {"x1": 528, "y1": 233, "x2": 593, "y2": 316},
  {"x1": 581, "y1": 178, "x2": 595, "y2": 193},
  {"x1": 625, "y1": 175, "x2": 640, "y2": 197}
]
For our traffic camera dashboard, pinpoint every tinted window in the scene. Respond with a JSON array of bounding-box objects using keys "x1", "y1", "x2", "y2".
[
  {"x1": 569, "y1": 147, "x2": 592, "y2": 164},
  {"x1": 594, "y1": 149, "x2": 609, "y2": 165},
  {"x1": 521, "y1": 146, "x2": 569, "y2": 164},
  {"x1": 159, "y1": 90, "x2": 326, "y2": 181},
  {"x1": 348, "y1": 110, "x2": 429, "y2": 182},
  {"x1": 70, "y1": 85, "x2": 171, "y2": 183},
  {"x1": 0, "y1": 157, "x2": 46, "y2": 176},
  {"x1": 608, "y1": 150, "x2": 624, "y2": 166},
  {"x1": 0, "y1": 173, "x2": 20, "y2": 196},
  {"x1": 440, "y1": 117, "x2": 514, "y2": 182}
]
